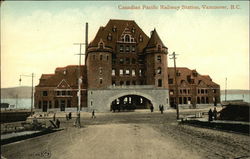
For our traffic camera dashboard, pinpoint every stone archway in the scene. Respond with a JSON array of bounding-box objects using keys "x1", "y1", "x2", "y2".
[
  {"x1": 87, "y1": 88, "x2": 169, "y2": 112},
  {"x1": 109, "y1": 94, "x2": 153, "y2": 112}
]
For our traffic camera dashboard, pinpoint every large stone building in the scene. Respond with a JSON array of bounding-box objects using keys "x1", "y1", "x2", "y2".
[
  {"x1": 35, "y1": 19, "x2": 220, "y2": 112},
  {"x1": 168, "y1": 67, "x2": 220, "y2": 108}
]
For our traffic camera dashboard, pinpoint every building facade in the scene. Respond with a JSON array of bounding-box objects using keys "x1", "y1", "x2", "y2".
[
  {"x1": 168, "y1": 67, "x2": 220, "y2": 108},
  {"x1": 35, "y1": 19, "x2": 220, "y2": 112}
]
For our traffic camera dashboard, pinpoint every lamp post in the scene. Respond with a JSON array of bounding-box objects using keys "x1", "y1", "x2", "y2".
[{"x1": 19, "y1": 73, "x2": 34, "y2": 116}]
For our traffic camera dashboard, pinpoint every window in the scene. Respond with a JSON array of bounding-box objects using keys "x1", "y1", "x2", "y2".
[
  {"x1": 62, "y1": 91, "x2": 66, "y2": 95},
  {"x1": 99, "y1": 67, "x2": 103, "y2": 75},
  {"x1": 107, "y1": 55, "x2": 109, "y2": 61},
  {"x1": 55, "y1": 100, "x2": 59, "y2": 108},
  {"x1": 63, "y1": 70, "x2": 66, "y2": 75},
  {"x1": 125, "y1": 35, "x2": 130, "y2": 42},
  {"x1": 132, "y1": 46, "x2": 135, "y2": 52},
  {"x1": 131, "y1": 27, "x2": 135, "y2": 33},
  {"x1": 157, "y1": 55, "x2": 161, "y2": 63},
  {"x1": 56, "y1": 91, "x2": 60, "y2": 96},
  {"x1": 158, "y1": 45, "x2": 161, "y2": 52},
  {"x1": 39, "y1": 101, "x2": 42, "y2": 109},
  {"x1": 120, "y1": 45, "x2": 124, "y2": 52},
  {"x1": 201, "y1": 89, "x2": 204, "y2": 94},
  {"x1": 119, "y1": 58, "x2": 124, "y2": 64},
  {"x1": 112, "y1": 69, "x2": 115, "y2": 76},
  {"x1": 205, "y1": 89, "x2": 208, "y2": 94},
  {"x1": 198, "y1": 89, "x2": 200, "y2": 94},
  {"x1": 100, "y1": 55, "x2": 103, "y2": 61},
  {"x1": 112, "y1": 26, "x2": 117, "y2": 32},
  {"x1": 99, "y1": 78, "x2": 103, "y2": 84},
  {"x1": 125, "y1": 69, "x2": 130, "y2": 75},
  {"x1": 107, "y1": 33, "x2": 112, "y2": 41},
  {"x1": 139, "y1": 69, "x2": 142, "y2": 76},
  {"x1": 42, "y1": 91, "x2": 48, "y2": 96},
  {"x1": 119, "y1": 69, "x2": 123, "y2": 75},
  {"x1": 126, "y1": 46, "x2": 130, "y2": 52},
  {"x1": 126, "y1": 58, "x2": 130, "y2": 64},
  {"x1": 132, "y1": 58, "x2": 136, "y2": 64},
  {"x1": 168, "y1": 79, "x2": 173, "y2": 84},
  {"x1": 188, "y1": 89, "x2": 190, "y2": 94},
  {"x1": 158, "y1": 79, "x2": 162, "y2": 87},
  {"x1": 213, "y1": 89, "x2": 217, "y2": 93},
  {"x1": 157, "y1": 67, "x2": 161, "y2": 74},
  {"x1": 139, "y1": 35, "x2": 143, "y2": 42},
  {"x1": 180, "y1": 89, "x2": 182, "y2": 94},
  {"x1": 132, "y1": 69, "x2": 135, "y2": 76},
  {"x1": 67, "y1": 100, "x2": 71, "y2": 107},
  {"x1": 67, "y1": 91, "x2": 71, "y2": 95},
  {"x1": 170, "y1": 90, "x2": 174, "y2": 95},
  {"x1": 99, "y1": 43, "x2": 103, "y2": 49},
  {"x1": 183, "y1": 89, "x2": 187, "y2": 94}
]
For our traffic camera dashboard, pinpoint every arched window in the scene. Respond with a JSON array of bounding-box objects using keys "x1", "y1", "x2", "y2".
[
  {"x1": 158, "y1": 45, "x2": 161, "y2": 52},
  {"x1": 99, "y1": 43, "x2": 104, "y2": 49},
  {"x1": 157, "y1": 67, "x2": 161, "y2": 74},
  {"x1": 125, "y1": 35, "x2": 130, "y2": 42}
]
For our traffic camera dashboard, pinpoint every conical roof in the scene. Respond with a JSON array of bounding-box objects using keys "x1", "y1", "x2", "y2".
[{"x1": 146, "y1": 29, "x2": 167, "y2": 48}]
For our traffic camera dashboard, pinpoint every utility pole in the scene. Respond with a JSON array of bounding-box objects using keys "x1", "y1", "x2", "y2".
[
  {"x1": 170, "y1": 52, "x2": 179, "y2": 120},
  {"x1": 74, "y1": 43, "x2": 85, "y2": 128},
  {"x1": 19, "y1": 73, "x2": 34, "y2": 116}
]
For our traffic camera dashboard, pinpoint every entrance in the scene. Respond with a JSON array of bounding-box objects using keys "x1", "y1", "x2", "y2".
[
  {"x1": 110, "y1": 95, "x2": 152, "y2": 112},
  {"x1": 60, "y1": 100, "x2": 65, "y2": 111},
  {"x1": 42, "y1": 101, "x2": 48, "y2": 112}
]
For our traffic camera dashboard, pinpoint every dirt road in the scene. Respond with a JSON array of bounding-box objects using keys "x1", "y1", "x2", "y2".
[{"x1": 1, "y1": 110, "x2": 250, "y2": 159}]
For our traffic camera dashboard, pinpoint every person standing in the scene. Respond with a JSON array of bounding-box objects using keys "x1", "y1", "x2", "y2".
[
  {"x1": 208, "y1": 109, "x2": 213, "y2": 122},
  {"x1": 92, "y1": 110, "x2": 96, "y2": 118},
  {"x1": 213, "y1": 107, "x2": 217, "y2": 120}
]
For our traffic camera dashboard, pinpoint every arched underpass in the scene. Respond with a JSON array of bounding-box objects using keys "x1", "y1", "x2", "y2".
[{"x1": 110, "y1": 94, "x2": 153, "y2": 112}]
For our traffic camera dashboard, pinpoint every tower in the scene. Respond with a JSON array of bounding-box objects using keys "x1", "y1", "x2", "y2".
[
  {"x1": 145, "y1": 29, "x2": 169, "y2": 88},
  {"x1": 86, "y1": 38, "x2": 112, "y2": 89}
]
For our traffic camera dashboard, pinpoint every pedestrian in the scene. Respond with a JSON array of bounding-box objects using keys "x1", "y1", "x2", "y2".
[
  {"x1": 66, "y1": 114, "x2": 69, "y2": 120},
  {"x1": 208, "y1": 109, "x2": 213, "y2": 122},
  {"x1": 53, "y1": 113, "x2": 56, "y2": 121},
  {"x1": 213, "y1": 107, "x2": 217, "y2": 120},
  {"x1": 160, "y1": 105, "x2": 164, "y2": 114},
  {"x1": 56, "y1": 119, "x2": 60, "y2": 128},
  {"x1": 92, "y1": 110, "x2": 96, "y2": 118},
  {"x1": 69, "y1": 112, "x2": 72, "y2": 120}
]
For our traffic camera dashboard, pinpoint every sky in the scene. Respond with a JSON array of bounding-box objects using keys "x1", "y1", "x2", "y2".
[{"x1": 1, "y1": 1, "x2": 249, "y2": 90}]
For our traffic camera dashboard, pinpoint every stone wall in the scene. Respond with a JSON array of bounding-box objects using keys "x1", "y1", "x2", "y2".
[{"x1": 87, "y1": 87, "x2": 169, "y2": 112}]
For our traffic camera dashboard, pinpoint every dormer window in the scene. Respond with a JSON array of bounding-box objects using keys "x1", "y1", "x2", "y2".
[
  {"x1": 125, "y1": 35, "x2": 130, "y2": 42},
  {"x1": 158, "y1": 45, "x2": 161, "y2": 52},
  {"x1": 131, "y1": 27, "x2": 135, "y2": 33},
  {"x1": 107, "y1": 33, "x2": 112, "y2": 41},
  {"x1": 139, "y1": 35, "x2": 143, "y2": 42},
  {"x1": 99, "y1": 42, "x2": 104, "y2": 49},
  {"x1": 112, "y1": 26, "x2": 117, "y2": 32}
]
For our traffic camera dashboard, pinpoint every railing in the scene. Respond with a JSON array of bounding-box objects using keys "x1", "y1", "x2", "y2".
[{"x1": 107, "y1": 85, "x2": 155, "y2": 89}]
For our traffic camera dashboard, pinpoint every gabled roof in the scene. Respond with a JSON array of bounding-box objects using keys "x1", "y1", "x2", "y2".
[
  {"x1": 146, "y1": 29, "x2": 167, "y2": 48},
  {"x1": 36, "y1": 65, "x2": 87, "y2": 89},
  {"x1": 168, "y1": 67, "x2": 219, "y2": 87},
  {"x1": 88, "y1": 19, "x2": 150, "y2": 53}
]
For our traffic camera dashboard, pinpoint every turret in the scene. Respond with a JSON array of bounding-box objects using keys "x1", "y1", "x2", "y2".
[
  {"x1": 86, "y1": 39, "x2": 112, "y2": 89},
  {"x1": 145, "y1": 29, "x2": 169, "y2": 88}
]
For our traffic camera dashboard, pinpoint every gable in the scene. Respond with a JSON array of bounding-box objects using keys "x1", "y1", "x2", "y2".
[{"x1": 57, "y1": 79, "x2": 71, "y2": 89}]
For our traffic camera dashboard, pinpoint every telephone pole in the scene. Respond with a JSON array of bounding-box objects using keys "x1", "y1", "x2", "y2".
[
  {"x1": 170, "y1": 52, "x2": 179, "y2": 120},
  {"x1": 74, "y1": 43, "x2": 85, "y2": 128}
]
